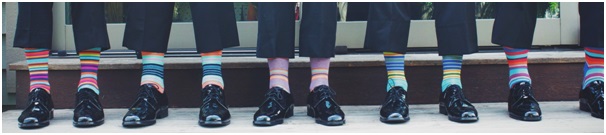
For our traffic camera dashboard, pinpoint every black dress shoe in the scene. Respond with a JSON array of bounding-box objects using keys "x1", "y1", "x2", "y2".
[
  {"x1": 199, "y1": 84, "x2": 231, "y2": 127},
  {"x1": 579, "y1": 80, "x2": 604, "y2": 119},
  {"x1": 307, "y1": 85, "x2": 345, "y2": 126},
  {"x1": 18, "y1": 88, "x2": 54, "y2": 129},
  {"x1": 508, "y1": 82, "x2": 542, "y2": 121},
  {"x1": 253, "y1": 87, "x2": 294, "y2": 126},
  {"x1": 73, "y1": 88, "x2": 105, "y2": 127},
  {"x1": 439, "y1": 85, "x2": 478, "y2": 122},
  {"x1": 380, "y1": 86, "x2": 409, "y2": 123},
  {"x1": 122, "y1": 84, "x2": 169, "y2": 127}
]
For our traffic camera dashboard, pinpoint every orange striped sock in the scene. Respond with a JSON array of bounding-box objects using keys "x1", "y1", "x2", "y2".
[
  {"x1": 583, "y1": 47, "x2": 604, "y2": 89},
  {"x1": 77, "y1": 47, "x2": 101, "y2": 94},
  {"x1": 25, "y1": 48, "x2": 51, "y2": 93}
]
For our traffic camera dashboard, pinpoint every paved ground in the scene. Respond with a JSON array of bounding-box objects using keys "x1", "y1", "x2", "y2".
[{"x1": 2, "y1": 101, "x2": 603, "y2": 133}]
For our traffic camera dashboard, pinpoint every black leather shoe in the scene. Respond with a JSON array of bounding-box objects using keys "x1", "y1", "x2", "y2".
[
  {"x1": 307, "y1": 85, "x2": 345, "y2": 126},
  {"x1": 253, "y1": 87, "x2": 294, "y2": 126},
  {"x1": 122, "y1": 84, "x2": 169, "y2": 127},
  {"x1": 380, "y1": 86, "x2": 409, "y2": 123},
  {"x1": 73, "y1": 88, "x2": 105, "y2": 127},
  {"x1": 199, "y1": 84, "x2": 231, "y2": 127},
  {"x1": 439, "y1": 85, "x2": 478, "y2": 123},
  {"x1": 580, "y1": 80, "x2": 604, "y2": 119},
  {"x1": 508, "y1": 82, "x2": 542, "y2": 121},
  {"x1": 18, "y1": 88, "x2": 54, "y2": 129}
]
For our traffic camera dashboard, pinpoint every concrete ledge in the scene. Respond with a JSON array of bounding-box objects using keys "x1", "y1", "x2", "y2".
[
  {"x1": 8, "y1": 51, "x2": 585, "y2": 70},
  {"x1": 2, "y1": 101, "x2": 603, "y2": 133}
]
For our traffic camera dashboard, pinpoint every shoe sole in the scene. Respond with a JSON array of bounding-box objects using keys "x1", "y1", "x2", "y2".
[
  {"x1": 307, "y1": 105, "x2": 345, "y2": 126},
  {"x1": 199, "y1": 119, "x2": 230, "y2": 127},
  {"x1": 508, "y1": 112, "x2": 541, "y2": 121},
  {"x1": 380, "y1": 116, "x2": 410, "y2": 123},
  {"x1": 73, "y1": 119, "x2": 105, "y2": 127},
  {"x1": 579, "y1": 99, "x2": 604, "y2": 119},
  {"x1": 253, "y1": 105, "x2": 294, "y2": 126},
  {"x1": 18, "y1": 110, "x2": 54, "y2": 129},
  {"x1": 439, "y1": 105, "x2": 478, "y2": 123},
  {"x1": 122, "y1": 107, "x2": 169, "y2": 127}
]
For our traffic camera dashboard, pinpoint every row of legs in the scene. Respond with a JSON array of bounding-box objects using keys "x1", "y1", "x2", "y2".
[
  {"x1": 15, "y1": 2, "x2": 603, "y2": 128},
  {"x1": 17, "y1": 47, "x2": 604, "y2": 128}
]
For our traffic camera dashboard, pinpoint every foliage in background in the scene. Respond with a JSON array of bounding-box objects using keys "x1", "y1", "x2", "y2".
[
  {"x1": 105, "y1": 2, "x2": 124, "y2": 23},
  {"x1": 475, "y1": 2, "x2": 495, "y2": 19},
  {"x1": 173, "y1": 3, "x2": 192, "y2": 22}
]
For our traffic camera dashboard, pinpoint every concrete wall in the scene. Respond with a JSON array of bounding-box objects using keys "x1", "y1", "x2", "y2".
[{"x1": 3, "y1": 2, "x2": 21, "y2": 105}]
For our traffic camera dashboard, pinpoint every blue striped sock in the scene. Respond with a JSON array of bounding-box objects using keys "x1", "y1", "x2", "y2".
[
  {"x1": 141, "y1": 51, "x2": 165, "y2": 93},
  {"x1": 384, "y1": 52, "x2": 408, "y2": 91},
  {"x1": 442, "y1": 55, "x2": 463, "y2": 92},
  {"x1": 201, "y1": 50, "x2": 224, "y2": 89}
]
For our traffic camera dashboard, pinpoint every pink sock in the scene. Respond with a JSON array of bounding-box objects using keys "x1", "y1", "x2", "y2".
[
  {"x1": 310, "y1": 58, "x2": 330, "y2": 91},
  {"x1": 268, "y1": 58, "x2": 290, "y2": 93}
]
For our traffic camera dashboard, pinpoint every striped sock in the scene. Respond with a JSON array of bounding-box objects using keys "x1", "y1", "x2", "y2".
[
  {"x1": 442, "y1": 55, "x2": 463, "y2": 92},
  {"x1": 504, "y1": 46, "x2": 532, "y2": 88},
  {"x1": 141, "y1": 51, "x2": 165, "y2": 93},
  {"x1": 25, "y1": 48, "x2": 51, "y2": 93},
  {"x1": 201, "y1": 50, "x2": 224, "y2": 89},
  {"x1": 77, "y1": 47, "x2": 101, "y2": 94},
  {"x1": 384, "y1": 52, "x2": 408, "y2": 91},
  {"x1": 268, "y1": 58, "x2": 290, "y2": 93},
  {"x1": 310, "y1": 58, "x2": 330, "y2": 91},
  {"x1": 583, "y1": 47, "x2": 604, "y2": 89}
]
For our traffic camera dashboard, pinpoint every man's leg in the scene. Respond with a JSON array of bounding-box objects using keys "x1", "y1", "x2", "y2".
[
  {"x1": 14, "y1": 2, "x2": 55, "y2": 129},
  {"x1": 121, "y1": 2, "x2": 173, "y2": 127}
]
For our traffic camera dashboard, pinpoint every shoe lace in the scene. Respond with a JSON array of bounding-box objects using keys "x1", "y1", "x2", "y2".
[
  {"x1": 389, "y1": 88, "x2": 405, "y2": 102},
  {"x1": 449, "y1": 86, "x2": 473, "y2": 108},
  {"x1": 316, "y1": 87, "x2": 335, "y2": 100},
  {"x1": 450, "y1": 88, "x2": 462, "y2": 101},
  {"x1": 129, "y1": 86, "x2": 155, "y2": 111},
  {"x1": 265, "y1": 88, "x2": 283, "y2": 100},
  {"x1": 593, "y1": 81, "x2": 604, "y2": 100},
  {"x1": 203, "y1": 87, "x2": 223, "y2": 104},
  {"x1": 28, "y1": 89, "x2": 47, "y2": 106},
  {"x1": 521, "y1": 86, "x2": 531, "y2": 99},
  {"x1": 388, "y1": 88, "x2": 405, "y2": 107}
]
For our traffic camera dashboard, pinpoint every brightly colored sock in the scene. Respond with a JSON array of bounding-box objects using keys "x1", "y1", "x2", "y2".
[
  {"x1": 310, "y1": 58, "x2": 330, "y2": 91},
  {"x1": 25, "y1": 48, "x2": 51, "y2": 93},
  {"x1": 201, "y1": 50, "x2": 224, "y2": 89},
  {"x1": 384, "y1": 52, "x2": 408, "y2": 91},
  {"x1": 583, "y1": 47, "x2": 604, "y2": 89},
  {"x1": 268, "y1": 58, "x2": 290, "y2": 93},
  {"x1": 504, "y1": 46, "x2": 532, "y2": 88},
  {"x1": 140, "y1": 51, "x2": 165, "y2": 93},
  {"x1": 442, "y1": 55, "x2": 463, "y2": 92},
  {"x1": 77, "y1": 47, "x2": 101, "y2": 94}
]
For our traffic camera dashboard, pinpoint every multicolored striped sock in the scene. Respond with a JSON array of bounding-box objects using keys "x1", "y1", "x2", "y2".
[
  {"x1": 201, "y1": 50, "x2": 224, "y2": 89},
  {"x1": 140, "y1": 51, "x2": 165, "y2": 93},
  {"x1": 25, "y1": 48, "x2": 51, "y2": 93},
  {"x1": 504, "y1": 46, "x2": 532, "y2": 88},
  {"x1": 310, "y1": 58, "x2": 330, "y2": 91},
  {"x1": 442, "y1": 55, "x2": 463, "y2": 92},
  {"x1": 268, "y1": 58, "x2": 290, "y2": 93},
  {"x1": 77, "y1": 47, "x2": 101, "y2": 94},
  {"x1": 384, "y1": 52, "x2": 408, "y2": 92},
  {"x1": 583, "y1": 47, "x2": 604, "y2": 89}
]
